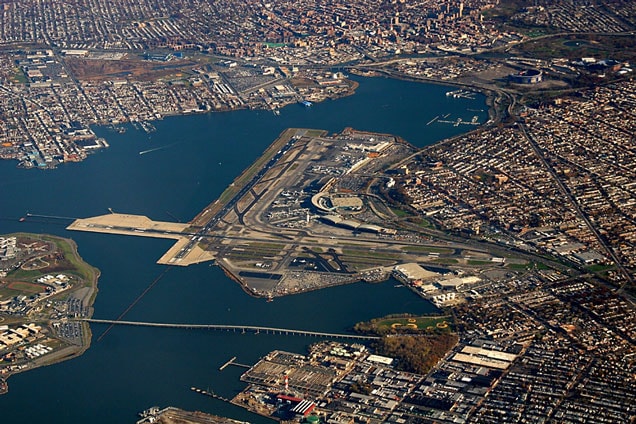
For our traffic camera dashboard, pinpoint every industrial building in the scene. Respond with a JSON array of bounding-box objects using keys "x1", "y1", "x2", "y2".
[{"x1": 393, "y1": 263, "x2": 439, "y2": 283}]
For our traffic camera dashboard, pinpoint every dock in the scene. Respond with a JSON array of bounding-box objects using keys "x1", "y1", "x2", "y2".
[
  {"x1": 436, "y1": 116, "x2": 480, "y2": 127},
  {"x1": 220, "y1": 356, "x2": 251, "y2": 371},
  {"x1": 219, "y1": 356, "x2": 236, "y2": 370},
  {"x1": 445, "y1": 89, "x2": 477, "y2": 99}
]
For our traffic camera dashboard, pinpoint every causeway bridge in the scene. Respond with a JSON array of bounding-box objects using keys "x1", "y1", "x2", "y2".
[{"x1": 82, "y1": 318, "x2": 380, "y2": 341}]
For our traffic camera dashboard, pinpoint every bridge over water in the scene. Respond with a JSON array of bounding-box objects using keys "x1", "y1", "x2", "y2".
[{"x1": 82, "y1": 318, "x2": 380, "y2": 341}]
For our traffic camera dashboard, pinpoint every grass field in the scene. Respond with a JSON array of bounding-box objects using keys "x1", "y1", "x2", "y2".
[
  {"x1": 7, "y1": 268, "x2": 43, "y2": 280},
  {"x1": 429, "y1": 258, "x2": 459, "y2": 265},
  {"x1": 376, "y1": 315, "x2": 452, "y2": 332},
  {"x1": 514, "y1": 34, "x2": 636, "y2": 62},
  {"x1": 0, "y1": 287, "x2": 24, "y2": 300},
  {"x1": 401, "y1": 246, "x2": 454, "y2": 255},
  {"x1": 391, "y1": 208, "x2": 411, "y2": 217},
  {"x1": 263, "y1": 42, "x2": 286, "y2": 48},
  {"x1": 411, "y1": 218, "x2": 433, "y2": 228},
  {"x1": 305, "y1": 129, "x2": 327, "y2": 137},
  {"x1": 587, "y1": 264, "x2": 613, "y2": 273},
  {"x1": 50, "y1": 236, "x2": 98, "y2": 283},
  {"x1": 467, "y1": 260, "x2": 493, "y2": 266},
  {"x1": 248, "y1": 242, "x2": 286, "y2": 250},
  {"x1": 12, "y1": 68, "x2": 28, "y2": 84},
  {"x1": 0, "y1": 281, "x2": 45, "y2": 300},
  {"x1": 8, "y1": 281, "x2": 46, "y2": 293},
  {"x1": 342, "y1": 249, "x2": 401, "y2": 261}
]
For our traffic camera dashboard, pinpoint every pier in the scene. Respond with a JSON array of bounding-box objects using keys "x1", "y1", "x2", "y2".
[
  {"x1": 436, "y1": 115, "x2": 481, "y2": 127},
  {"x1": 25, "y1": 213, "x2": 79, "y2": 221},
  {"x1": 445, "y1": 89, "x2": 477, "y2": 99},
  {"x1": 190, "y1": 387, "x2": 230, "y2": 402},
  {"x1": 426, "y1": 115, "x2": 439, "y2": 126},
  {"x1": 219, "y1": 356, "x2": 236, "y2": 370},
  {"x1": 219, "y1": 357, "x2": 251, "y2": 371},
  {"x1": 83, "y1": 318, "x2": 380, "y2": 340}
]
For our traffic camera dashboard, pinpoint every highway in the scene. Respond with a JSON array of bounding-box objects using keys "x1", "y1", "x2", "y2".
[{"x1": 519, "y1": 123, "x2": 634, "y2": 290}]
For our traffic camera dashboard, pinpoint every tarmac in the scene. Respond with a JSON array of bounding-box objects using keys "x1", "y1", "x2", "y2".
[
  {"x1": 67, "y1": 213, "x2": 188, "y2": 238},
  {"x1": 66, "y1": 213, "x2": 215, "y2": 266}
]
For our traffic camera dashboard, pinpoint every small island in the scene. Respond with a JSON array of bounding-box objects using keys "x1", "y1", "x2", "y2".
[{"x1": 0, "y1": 233, "x2": 99, "y2": 394}]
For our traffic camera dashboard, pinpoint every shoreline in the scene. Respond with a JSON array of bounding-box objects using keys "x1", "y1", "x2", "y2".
[
  {"x1": 0, "y1": 233, "x2": 100, "y2": 394},
  {"x1": 6, "y1": 72, "x2": 491, "y2": 170},
  {"x1": 189, "y1": 127, "x2": 309, "y2": 229},
  {"x1": 218, "y1": 258, "x2": 391, "y2": 300},
  {"x1": 350, "y1": 67, "x2": 501, "y2": 125}
]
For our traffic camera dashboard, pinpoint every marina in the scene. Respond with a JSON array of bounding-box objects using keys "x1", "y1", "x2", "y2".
[
  {"x1": 437, "y1": 115, "x2": 481, "y2": 126},
  {"x1": 446, "y1": 89, "x2": 477, "y2": 99},
  {"x1": 139, "y1": 121, "x2": 157, "y2": 133}
]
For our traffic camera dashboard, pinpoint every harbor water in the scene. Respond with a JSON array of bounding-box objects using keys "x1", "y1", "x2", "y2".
[{"x1": 0, "y1": 76, "x2": 487, "y2": 423}]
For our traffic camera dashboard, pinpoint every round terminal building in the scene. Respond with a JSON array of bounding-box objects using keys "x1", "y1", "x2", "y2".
[
  {"x1": 509, "y1": 69, "x2": 542, "y2": 84},
  {"x1": 311, "y1": 192, "x2": 364, "y2": 213}
]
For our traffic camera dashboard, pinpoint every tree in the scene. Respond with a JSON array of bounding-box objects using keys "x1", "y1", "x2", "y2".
[{"x1": 373, "y1": 334, "x2": 458, "y2": 375}]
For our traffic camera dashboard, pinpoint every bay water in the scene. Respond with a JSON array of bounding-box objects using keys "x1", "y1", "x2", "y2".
[{"x1": 0, "y1": 76, "x2": 486, "y2": 423}]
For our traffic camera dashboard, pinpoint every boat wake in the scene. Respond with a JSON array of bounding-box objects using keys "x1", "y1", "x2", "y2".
[{"x1": 139, "y1": 144, "x2": 175, "y2": 155}]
